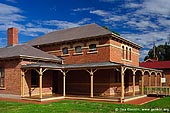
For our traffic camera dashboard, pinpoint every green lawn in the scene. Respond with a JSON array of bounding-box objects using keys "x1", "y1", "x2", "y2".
[{"x1": 0, "y1": 97, "x2": 170, "y2": 113}]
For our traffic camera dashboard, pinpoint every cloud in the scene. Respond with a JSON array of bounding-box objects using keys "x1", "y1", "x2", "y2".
[
  {"x1": 90, "y1": 10, "x2": 110, "y2": 16},
  {"x1": 0, "y1": 3, "x2": 21, "y2": 15},
  {"x1": 73, "y1": 7, "x2": 93, "y2": 12},
  {"x1": 126, "y1": 20, "x2": 159, "y2": 30},
  {"x1": 0, "y1": 3, "x2": 55, "y2": 39},
  {"x1": 0, "y1": 14, "x2": 25, "y2": 23},
  {"x1": 122, "y1": 30, "x2": 169, "y2": 61},
  {"x1": 124, "y1": 3, "x2": 142, "y2": 8},
  {"x1": 43, "y1": 20, "x2": 80, "y2": 29},
  {"x1": 42, "y1": 18, "x2": 90, "y2": 29},
  {"x1": 0, "y1": 3, "x2": 25, "y2": 32},
  {"x1": 103, "y1": 15, "x2": 128, "y2": 22},
  {"x1": 25, "y1": 23, "x2": 36, "y2": 27},
  {"x1": 157, "y1": 17, "x2": 170, "y2": 26},
  {"x1": 21, "y1": 27, "x2": 54, "y2": 37},
  {"x1": 0, "y1": 3, "x2": 92, "y2": 39},
  {"x1": 141, "y1": 0, "x2": 170, "y2": 16},
  {"x1": 0, "y1": 37, "x2": 7, "y2": 48},
  {"x1": 77, "y1": 18, "x2": 91, "y2": 24},
  {"x1": 6, "y1": 0, "x2": 17, "y2": 3},
  {"x1": 19, "y1": 18, "x2": 91, "y2": 37},
  {"x1": 140, "y1": 49, "x2": 150, "y2": 62}
]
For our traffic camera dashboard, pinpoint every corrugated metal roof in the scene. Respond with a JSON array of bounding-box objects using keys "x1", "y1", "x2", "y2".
[
  {"x1": 26, "y1": 23, "x2": 112, "y2": 46},
  {"x1": 21, "y1": 61, "x2": 121, "y2": 69},
  {"x1": 63, "y1": 61, "x2": 121, "y2": 69},
  {"x1": 22, "y1": 61, "x2": 162, "y2": 72},
  {"x1": 0, "y1": 44, "x2": 62, "y2": 62}
]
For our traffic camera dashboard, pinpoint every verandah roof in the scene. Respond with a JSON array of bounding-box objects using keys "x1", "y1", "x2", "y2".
[{"x1": 21, "y1": 61, "x2": 162, "y2": 72}]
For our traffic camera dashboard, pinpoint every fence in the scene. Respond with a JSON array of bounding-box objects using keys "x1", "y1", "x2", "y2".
[{"x1": 145, "y1": 86, "x2": 170, "y2": 96}]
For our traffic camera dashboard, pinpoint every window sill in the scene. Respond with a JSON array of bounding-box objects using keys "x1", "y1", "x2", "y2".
[
  {"x1": 87, "y1": 51, "x2": 98, "y2": 54},
  {"x1": 122, "y1": 59, "x2": 132, "y2": 62},
  {"x1": 61, "y1": 54, "x2": 70, "y2": 57},
  {"x1": 73, "y1": 52, "x2": 83, "y2": 56},
  {"x1": 0, "y1": 87, "x2": 6, "y2": 90}
]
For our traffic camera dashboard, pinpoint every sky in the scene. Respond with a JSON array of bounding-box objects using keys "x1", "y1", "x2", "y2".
[{"x1": 0, "y1": 0, "x2": 170, "y2": 61}]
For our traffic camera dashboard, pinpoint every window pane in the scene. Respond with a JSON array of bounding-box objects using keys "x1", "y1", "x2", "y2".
[
  {"x1": 62, "y1": 47, "x2": 68, "y2": 54},
  {"x1": 126, "y1": 47, "x2": 128, "y2": 60},
  {"x1": 0, "y1": 79, "x2": 4, "y2": 87},
  {"x1": 75, "y1": 46, "x2": 82, "y2": 53},
  {"x1": 0, "y1": 67, "x2": 4, "y2": 87},
  {"x1": 1, "y1": 68, "x2": 4, "y2": 77},
  {"x1": 122, "y1": 46, "x2": 124, "y2": 59},
  {"x1": 89, "y1": 44, "x2": 96, "y2": 51},
  {"x1": 129, "y1": 48, "x2": 132, "y2": 60}
]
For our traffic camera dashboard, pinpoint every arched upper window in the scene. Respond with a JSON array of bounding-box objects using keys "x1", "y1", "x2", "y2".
[
  {"x1": 89, "y1": 44, "x2": 97, "y2": 52},
  {"x1": 75, "y1": 46, "x2": 82, "y2": 53},
  {"x1": 62, "y1": 47, "x2": 68, "y2": 54},
  {"x1": 126, "y1": 47, "x2": 128, "y2": 60},
  {"x1": 122, "y1": 46, "x2": 124, "y2": 59},
  {"x1": 129, "y1": 48, "x2": 132, "y2": 60}
]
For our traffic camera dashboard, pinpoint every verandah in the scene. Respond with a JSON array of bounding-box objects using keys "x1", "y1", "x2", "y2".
[{"x1": 21, "y1": 62, "x2": 162, "y2": 103}]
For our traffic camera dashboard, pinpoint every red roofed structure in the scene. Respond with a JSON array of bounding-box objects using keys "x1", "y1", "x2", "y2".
[
  {"x1": 140, "y1": 61, "x2": 170, "y2": 69},
  {"x1": 140, "y1": 60, "x2": 170, "y2": 86}
]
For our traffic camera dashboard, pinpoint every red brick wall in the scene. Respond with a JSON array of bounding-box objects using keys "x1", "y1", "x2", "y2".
[
  {"x1": 0, "y1": 59, "x2": 56, "y2": 96},
  {"x1": 62, "y1": 47, "x2": 110, "y2": 64},
  {"x1": 143, "y1": 74, "x2": 162, "y2": 87},
  {"x1": 109, "y1": 39, "x2": 139, "y2": 66},
  {"x1": 65, "y1": 69, "x2": 123, "y2": 96},
  {"x1": 164, "y1": 70, "x2": 170, "y2": 86},
  {"x1": 0, "y1": 60, "x2": 21, "y2": 95},
  {"x1": 39, "y1": 37, "x2": 140, "y2": 66},
  {"x1": 143, "y1": 70, "x2": 170, "y2": 87},
  {"x1": 24, "y1": 70, "x2": 54, "y2": 96}
]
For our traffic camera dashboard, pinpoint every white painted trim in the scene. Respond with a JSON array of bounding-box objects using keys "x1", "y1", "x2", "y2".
[
  {"x1": 73, "y1": 52, "x2": 83, "y2": 55},
  {"x1": 48, "y1": 50, "x2": 62, "y2": 53},
  {"x1": 122, "y1": 59, "x2": 132, "y2": 62},
  {"x1": 61, "y1": 54, "x2": 70, "y2": 57},
  {"x1": 47, "y1": 43, "x2": 139, "y2": 55}
]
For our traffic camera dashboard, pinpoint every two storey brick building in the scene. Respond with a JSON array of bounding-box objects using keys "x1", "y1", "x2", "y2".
[{"x1": 0, "y1": 24, "x2": 162, "y2": 102}]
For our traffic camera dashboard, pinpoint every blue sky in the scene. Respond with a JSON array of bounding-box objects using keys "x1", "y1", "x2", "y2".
[{"x1": 0, "y1": 0, "x2": 170, "y2": 61}]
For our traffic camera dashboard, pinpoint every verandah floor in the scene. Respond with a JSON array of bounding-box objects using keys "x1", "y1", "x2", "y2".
[{"x1": 22, "y1": 92, "x2": 146, "y2": 102}]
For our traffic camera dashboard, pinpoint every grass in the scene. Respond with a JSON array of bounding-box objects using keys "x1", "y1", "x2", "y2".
[{"x1": 0, "y1": 97, "x2": 170, "y2": 113}]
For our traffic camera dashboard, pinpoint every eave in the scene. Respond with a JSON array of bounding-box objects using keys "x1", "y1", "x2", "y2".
[
  {"x1": 0, "y1": 55, "x2": 62, "y2": 63},
  {"x1": 111, "y1": 33, "x2": 142, "y2": 49}
]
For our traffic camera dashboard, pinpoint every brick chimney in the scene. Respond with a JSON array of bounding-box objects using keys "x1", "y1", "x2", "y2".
[{"x1": 7, "y1": 27, "x2": 18, "y2": 46}]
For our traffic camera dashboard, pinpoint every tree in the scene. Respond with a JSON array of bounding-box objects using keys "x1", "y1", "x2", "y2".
[
  {"x1": 102, "y1": 26, "x2": 120, "y2": 36},
  {"x1": 144, "y1": 45, "x2": 170, "y2": 61}
]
